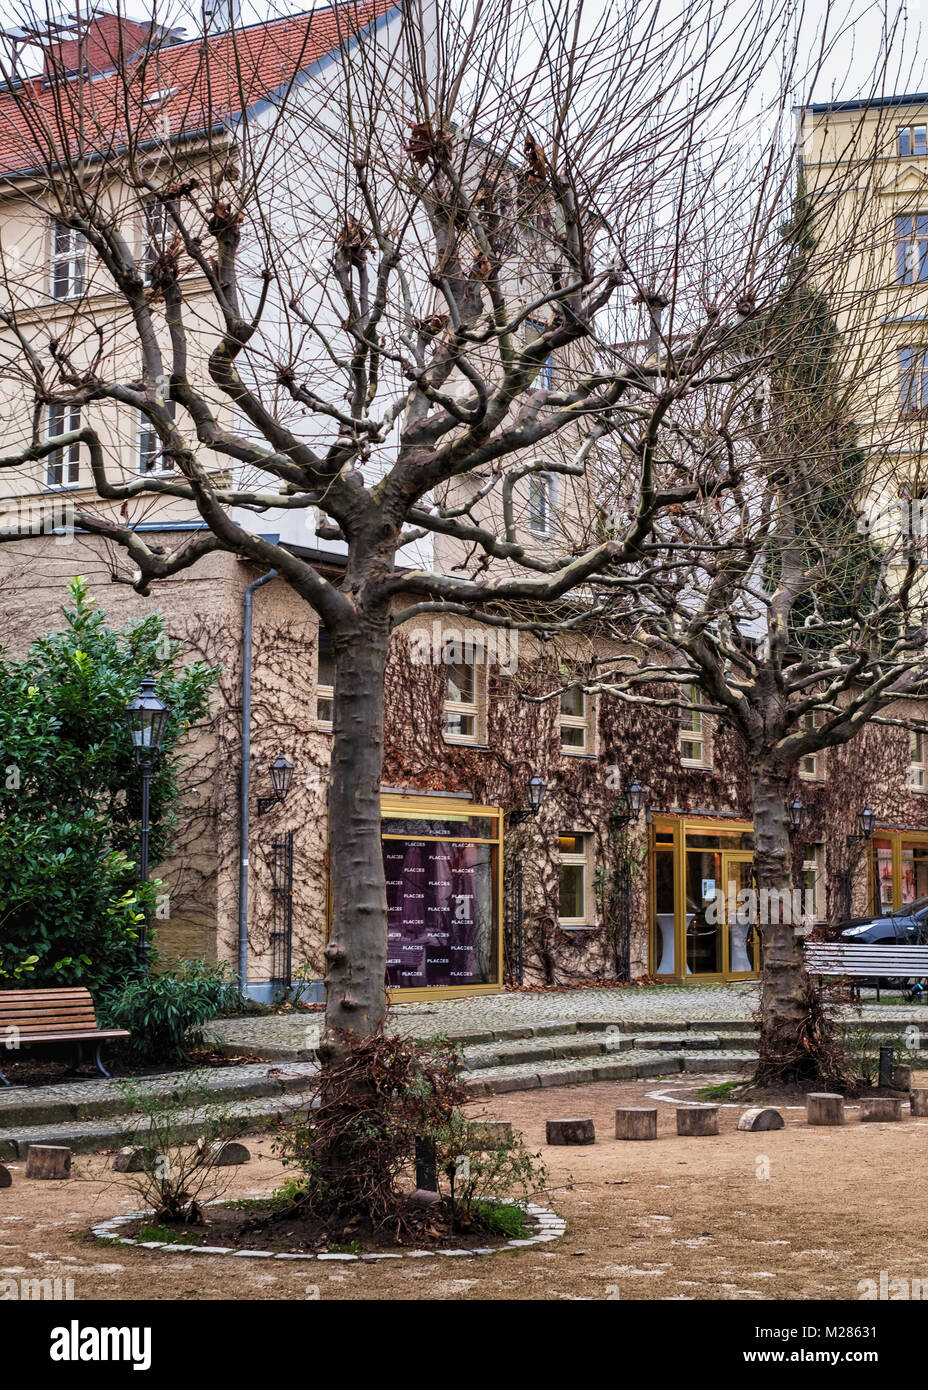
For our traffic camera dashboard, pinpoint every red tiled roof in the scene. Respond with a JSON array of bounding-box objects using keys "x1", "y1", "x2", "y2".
[{"x1": 0, "y1": 2, "x2": 398, "y2": 178}]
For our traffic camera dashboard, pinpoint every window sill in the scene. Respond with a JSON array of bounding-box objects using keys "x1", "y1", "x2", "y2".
[
  {"x1": 558, "y1": 921, "x2": 599, "y2": 931},
  {"x1": 680, "y1": 759, "x2": 712, "y2": 771},
  {"x1": 560, "y1": 748, "x2": 595, "y2": 759}
]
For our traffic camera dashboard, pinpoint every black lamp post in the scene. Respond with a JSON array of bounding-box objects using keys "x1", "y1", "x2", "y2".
[
  {"x1": 508, "y1": 772, "x2": 548, "y2": 985},
  {"x1": 844, "y1": 805, "x2": 876, "y2": 920},
  {"x1": 789, "y1": 796, "x2": 805, "y2": 833},
  {"x1": 509, "y1": 770, "x2": 547, "y2": 827},
  {"x1": 611, "y1": 777, "x2": 647, "y2": 829},
  {"x1": 125, "y1": 672, "x2": 169, "y2": 973},
  {"x1": 257, "y1": 749, "x2": 295, "y2": 815}
]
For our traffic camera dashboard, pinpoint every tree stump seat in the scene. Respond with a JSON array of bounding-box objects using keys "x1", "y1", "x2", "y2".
[
  {"x1": 546, "y1": 1118, "x2": 595, "y2": 1146},
  {"x1": 615, "y1": 1107, "x2": 658, "y2": 1140},
  {"x1": 676, "y1": 1105, "x2": 718, "y2": 1137},
  {"x1": 806, "y1": 1093, "x2": 845, "y2": 1126}
]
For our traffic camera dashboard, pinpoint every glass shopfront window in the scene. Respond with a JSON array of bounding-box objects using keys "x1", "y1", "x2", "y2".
[
  {"x1": 651, "y1": 818, "x2": 759, "y2": 982},
  {"x1": 868, "y1": 832, "x2": 928, "y2": 915},
  {"x1": 380, "y1": 796, "x2": 502, "y2": 996}
]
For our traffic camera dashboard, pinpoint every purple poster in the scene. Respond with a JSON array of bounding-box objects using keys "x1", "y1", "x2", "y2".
[{"x1": 384, "y1": 838, "x2": 495, "y2": 988}]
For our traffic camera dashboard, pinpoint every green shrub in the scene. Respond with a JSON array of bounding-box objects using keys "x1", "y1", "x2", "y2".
[
  {"x1": 100, "y1": 960, "x2": 239, "y2": 1064},
  {"x1": 0, "y1": 577, "x2": 217, "y2": 993}
]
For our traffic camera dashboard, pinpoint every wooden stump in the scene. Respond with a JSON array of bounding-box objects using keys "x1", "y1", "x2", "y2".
[
  {"x1": 112, "y1": 1147, "x2": 154, "y2": 1174},
  {"x1": 0, "y1": 1164, "x2": 11, "y2": 1188},
  {"x1": 25, "y1": 1145, "x2": 71, "y2": 1180},
  {"x1": 892, "y1": 1065, "x2": 912, "y2": 1092},
  {"x1": 467, "y1": 1120, "x2": 513, "y2": 1149},
  {"x1": 861, "y1": 1096, "x2": 903, "y2": 1122},
  {"x1": 910, "y1": 1088, "x2": 928, "y2": 1117},
  {"x1": 615, "y1": 1107, "x2": 658, "y2": 1140},
  {"x1": 209, "y1": 1140, "x2": 251, "y2": 1167},
  {"x1": 737, "y1": 1107, "x2": 784, "y2": 1132},
  {"x1": 806, "y1": 1093, "x2": 845, "y2": 1126},
  {"x1": 546, "y1": 1117, "x2": 595, "y2": 1146},
  {"x1": 676, "y1": 1105, "x2": 719, "y2": 1137}
]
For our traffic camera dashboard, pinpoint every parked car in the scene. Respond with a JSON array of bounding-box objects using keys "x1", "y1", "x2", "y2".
[
  {"x1": 839, "y1": 899, "x2": 928, "y2": 997},
  {"x1": 840, "y1": 897, "x2": 928, "y2": 945}
]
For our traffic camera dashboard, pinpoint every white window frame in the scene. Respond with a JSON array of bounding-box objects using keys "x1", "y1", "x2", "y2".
[
  {"x1": 528, "y1": 471, "x2": 554, "y2": 537},
  {"x1": 138, "y1": 400, "x2": 176, "y2": 475},
  {"x1": 898, "y1": 125, "x2": 928, "y2": 157},
  {"x1": 900, "y1": 345, "x2": 928, "y2": 415},
  {"x1": 50, "y1": 220, "x2": 86, "y2": 300},
  {"x1": 897, "y1": 214, "x2": 928, "y2": 285},
  {"x1": 525, "y1": 318, "x2": 553, "y2": 390},
  {"x1": 443, "y1": 654, "x2": 483, "y2": 745},
  {"x1": 801, "y1": 842, "x2": 825, "y2": 924},
  {"x1": 316, "y1": 628, "x2": 334, "y2": 732},
  {"x1": 798, "y1": 712, "x2": 826, "y2": 782},
  {"x1": 559, "y1": 685, "x2": 591, "y2": 755},
  {"x1": 142, "y1": 198, "x2": 169, "y2": 285},
  {"x1": 908, "y1": 729, "x2": 927, "y2": 790},
  {"x1": 558, "y1": 831, "x2": 593, "y2": 927},
  {"x1": 46, "y1": 403, "x2": 81, "y2": 489},
  {"x1": 679, "y1": 685, "x2": 708, "y2": 767}
]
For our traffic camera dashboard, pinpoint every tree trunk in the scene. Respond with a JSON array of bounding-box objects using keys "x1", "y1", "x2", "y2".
[
  {"x1": 320, "y1": 614, "x2": 391, "y2": 1063},
  {"x1": 752, "y1": 767, "x2": 843, "y2": 1087}
]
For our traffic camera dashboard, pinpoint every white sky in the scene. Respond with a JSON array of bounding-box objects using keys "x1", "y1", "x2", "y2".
[{"x1": 0, "y1": 2, "x2": 925, "y2": 111}]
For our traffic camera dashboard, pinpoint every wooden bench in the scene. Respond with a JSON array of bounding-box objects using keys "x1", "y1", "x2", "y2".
[
  {"x1": 0, "y1": 988, "x2": 129, "y2": 1085},
  {"x1": 804, "y1": 943, "x2": 928, "y2": 1002}
]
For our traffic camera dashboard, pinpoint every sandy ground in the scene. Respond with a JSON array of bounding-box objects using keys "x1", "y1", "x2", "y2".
[{"x1": 2, "y1": 1073, "x2": 927, "y2": 1302}]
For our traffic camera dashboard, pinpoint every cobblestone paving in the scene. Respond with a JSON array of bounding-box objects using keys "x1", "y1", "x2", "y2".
[{"x1": 212, "y1": 982, "x2": 928, "y2": 1054}]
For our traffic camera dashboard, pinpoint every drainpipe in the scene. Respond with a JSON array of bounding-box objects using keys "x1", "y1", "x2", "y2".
[{"x1": 238, "y1": 569, "x2": 277, "y2": 997}]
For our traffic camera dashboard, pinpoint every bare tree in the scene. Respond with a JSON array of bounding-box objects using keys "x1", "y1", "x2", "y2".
[
  {"x1": 0, "y1": 0, "x2": 882, "y2": 1075},
  {"x1": 589, "y1": 161, "x2": 928, "y2": 1085}
]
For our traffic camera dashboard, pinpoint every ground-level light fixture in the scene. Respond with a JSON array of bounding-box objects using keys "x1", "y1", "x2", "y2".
[
  {"x1": 789, "y1": 796, "x2": 805, "y2": 832},
  {"x1": 258, "y1": 749, "x2": 295, "y2": 815}
]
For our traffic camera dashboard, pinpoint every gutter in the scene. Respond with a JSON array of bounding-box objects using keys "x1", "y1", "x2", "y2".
[{"x1": 238, "y1": 568, "x2": 277, "y2": 995}]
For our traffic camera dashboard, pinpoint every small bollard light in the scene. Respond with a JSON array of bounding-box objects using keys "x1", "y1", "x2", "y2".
[{"x1": 879, "y1": 1044, "x2": 894, "y2": 1090}]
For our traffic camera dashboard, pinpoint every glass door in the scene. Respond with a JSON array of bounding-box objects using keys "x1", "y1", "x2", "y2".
[{"x1": 723, "y1": 852, "x2": 759, "y2": 977}]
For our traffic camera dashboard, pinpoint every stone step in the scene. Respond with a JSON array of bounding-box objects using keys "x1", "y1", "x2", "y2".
[
  {"x1": 0, "y1": 1062, "x2": 318, "y2": 1131},
  {"x1": 463, "y1": 1048, "x2": 758, "y2": 1096},
  {"x1": 0, "y1": 1091, "x2": 317, "y2": 1160},
  {"x1": 461, "y1": 1029, "x2": 754, "y2": 1071}
]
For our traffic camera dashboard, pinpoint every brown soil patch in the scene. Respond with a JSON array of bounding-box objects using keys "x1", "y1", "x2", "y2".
[{"x1": 2, "y1": 1071, "x2": 927, "y2": 1300}]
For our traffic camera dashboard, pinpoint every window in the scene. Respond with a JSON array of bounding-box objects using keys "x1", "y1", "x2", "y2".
[
  {"x1": 558, "y1": 832, "x2": 592, "y2": 926},
  {"x1": 900, "y1": 346, "x2": 928, "y2": 415},
  {"x1": 801, "y1": 843, "x2": 825, "y2": 924},
  {"x1": 46, "y1": 403, "x2": 80, "y2": 488},
  {"x1": 525, "y1": 320, "x2": 553, "y2": 389},
  {"x1": 798, "y1": 712, "x2": 825, "y2": 781},
  {"x1": 138, "y1": 401, "x2": 175, "y2": 474},
  {"x1": 680, "y1": 685, "x2": 707, "y2": 765},
  {"x1": 897, "y1": 215, "x2": 928, "y2": 284},
  {"x1": 898, "y1": 126, "x2": 928, "y2": 157},
  {"x1": 444, "y1": 656, "x2": 481, "y2": 744},
  {"x1": 560, "y1": 685, "x2": 590, "y2": 754},
  {"x1": 316, "y1": 628, "x2": 334, "y2": 730},
  {"x1": 528, "y1": 472, "x2": 553, "y2": 536},
  {"x1": 51, "y1": 220, "x2": 85, "y2": 300},
  {"x1": 142, "y1": 199, "x2": 169, "y2": 284},
  {"x1": 908, "y1": 730, "x2": 927, "y2": 789}
]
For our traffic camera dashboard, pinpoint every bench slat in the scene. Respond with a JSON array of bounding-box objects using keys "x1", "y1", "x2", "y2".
[
  {"x1": 805, "y1": 943, "x2": 928, "y2": 977},
  {"x1": 3, "y1": 1028, "x2": 130, "y2": 1043}
]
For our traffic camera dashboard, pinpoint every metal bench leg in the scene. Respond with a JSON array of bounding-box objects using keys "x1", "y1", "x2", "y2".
[{"x1": 94, "y1": 1043, "x2": 112, "y2": 1080}]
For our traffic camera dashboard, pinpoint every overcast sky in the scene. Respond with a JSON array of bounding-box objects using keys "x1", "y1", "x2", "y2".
[{"x1": 0, "y1": 1, "x2": 924, "y2": 109}]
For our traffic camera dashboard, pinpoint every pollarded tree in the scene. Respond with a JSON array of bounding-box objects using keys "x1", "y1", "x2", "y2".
[
  {"x1": 0, "y1": 0, "x2": 873, "y2": 1067},
  {"x1": 590, "y1": 177, "x2": 928, "y2": 1086}
]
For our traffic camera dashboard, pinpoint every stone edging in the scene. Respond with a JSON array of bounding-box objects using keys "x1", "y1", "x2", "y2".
[{"x1": 91, "y1": 1202, "x2": 566, "y2": 1260}]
